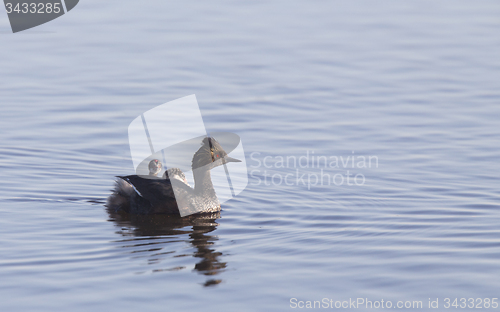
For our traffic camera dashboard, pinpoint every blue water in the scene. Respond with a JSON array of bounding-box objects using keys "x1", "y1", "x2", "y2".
[{"x1": 1, "y1": 1, "x2": 500, "y2": 311}]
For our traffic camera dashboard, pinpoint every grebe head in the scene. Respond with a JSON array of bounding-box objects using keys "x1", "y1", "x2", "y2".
[
  {"x1": 192, "y1": 137, "x2": 241, "y2": 170},
  {"x1": 148, "y1": 159, "x2": 162, "y2": 176}
]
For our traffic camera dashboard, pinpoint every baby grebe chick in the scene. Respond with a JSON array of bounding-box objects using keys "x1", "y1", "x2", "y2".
[
  {"x1": 163, "y1": 167, "x2": 189, "y2": 185},
  {"x1": 107, "y1": 137, "x2": 240, "y2": 216},
  {"x1": 148, "y1": 159, "x2": 162, "y2": 177}
]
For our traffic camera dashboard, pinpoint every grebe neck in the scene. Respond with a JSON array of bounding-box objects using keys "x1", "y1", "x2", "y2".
[{"x1": 193, "y1": 168, "x2": 217, "y2": 198}]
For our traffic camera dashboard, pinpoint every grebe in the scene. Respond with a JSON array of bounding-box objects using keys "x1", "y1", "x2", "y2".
[
  {"x1": 148, "y1": 159, "x2": 162, "y2": 177},
  {"x1": 107, "y1": 137, "x2": 240, "y2": 215},
  {"x1": 162, "y1": 167, "x2": 186, "y2": 183}
]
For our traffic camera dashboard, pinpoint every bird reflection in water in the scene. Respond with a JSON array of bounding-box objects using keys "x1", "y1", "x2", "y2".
[{"x1": 106, "y1": 207, "x2": 226, "y2": 286}]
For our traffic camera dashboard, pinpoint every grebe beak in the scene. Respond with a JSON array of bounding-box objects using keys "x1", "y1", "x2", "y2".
[{"x1": 223, "y1": 156, "x2": 241, "y2": 163}]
